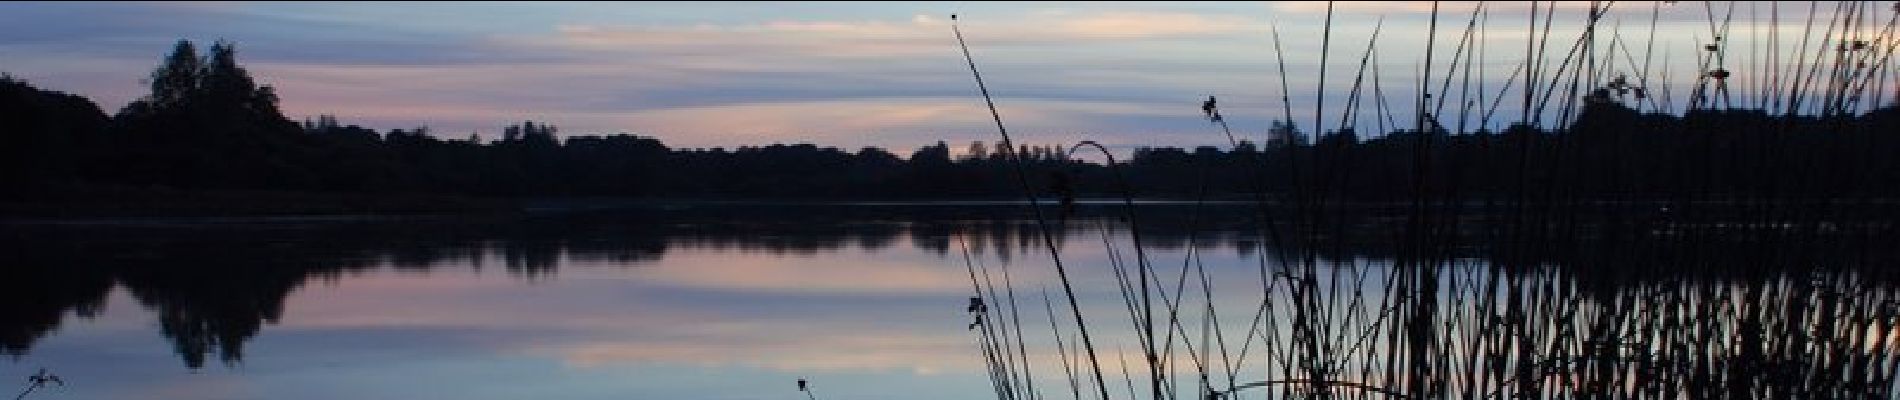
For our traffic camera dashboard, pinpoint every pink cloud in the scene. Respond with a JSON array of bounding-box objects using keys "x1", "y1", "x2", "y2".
[
  {"x1": 1054, "y1": 12, "x2": 1259, "y2": 38},
  {"x1": 544, "y1": 332, "x2": 977, "y2": 373},
  {"x1": 616, "y1": 248, "x2": 975, "y2": 294}
]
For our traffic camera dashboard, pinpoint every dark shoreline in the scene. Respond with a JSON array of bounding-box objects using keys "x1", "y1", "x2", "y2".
[
  {"x1": 9, "y1": 190, "x2": 1900, "y2": 219},
  {"x1": 0, "y1": 188, "x2": 518, "y2": 219}
]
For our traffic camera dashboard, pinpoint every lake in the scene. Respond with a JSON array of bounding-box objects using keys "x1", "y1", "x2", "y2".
[{"x1": 4, "y1": 202, "x2": 1897, "y2": 399}]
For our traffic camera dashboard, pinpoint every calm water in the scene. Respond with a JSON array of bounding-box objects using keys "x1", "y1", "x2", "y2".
[{"x1": 3, "y1": 203, "x2": 1897, "y2": 399}]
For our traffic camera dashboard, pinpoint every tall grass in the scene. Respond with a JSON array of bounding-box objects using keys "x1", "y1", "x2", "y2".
[{"x1": 952, "y1": 1, "x2": 1900, "y2": 399}]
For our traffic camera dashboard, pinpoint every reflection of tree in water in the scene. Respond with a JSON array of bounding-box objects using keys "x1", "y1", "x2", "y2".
[
  {"x1": 119, "y1": 265, "x2": 298, "y2": 368},
  {"x1": 0, "y1": 262, "x2": 110, "y2": 357},
  {"x1": 0, "y1": 210, "x2": 1057, "y2": 365},
  {"x1": 948, "y1": 204, "x2": 1900, "y2": 398},
  {"x1": 109, "y1": 239, "x2": 381, "y2": 368},
  {"x1": 500, "y1": 239, "x2": 561, "y2": 280},
  {"x1": 0, "y1": 204, "x2": 1893, "y2": 372},
  {"x1": 1311, "y1": 267, "x2": 1900, "y2": 399},
  {"x1": 563, "y1": 238, "x2": 666, "y2": 264},
  {"x1": 1475, "y1": 217, "x2": 1900, "y2": 397}
]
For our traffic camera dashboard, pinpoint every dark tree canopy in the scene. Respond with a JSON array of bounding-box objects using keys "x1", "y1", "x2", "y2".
[
  {"x1": 2, "y1": 39, "x2": 1898, "y2": 210},
  {"x1": 0, "y1": 74, "x2": 108, "y2": 187}
]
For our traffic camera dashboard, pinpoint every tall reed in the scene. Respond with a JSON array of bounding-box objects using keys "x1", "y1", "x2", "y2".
[{"x1": 951, "y1": 2, "x2": 1900, "y2": 399}]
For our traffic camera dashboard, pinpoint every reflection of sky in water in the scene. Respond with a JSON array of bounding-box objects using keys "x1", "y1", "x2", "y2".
[
  {"x1": 2, "y1": 223, "x2": 1273, "y2": 400},
  {"x1": 7, "y1": 209, "x2": 1895, "y2": 400}
]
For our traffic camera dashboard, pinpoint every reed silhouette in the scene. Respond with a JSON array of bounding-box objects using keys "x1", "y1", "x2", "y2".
[
  {"x1": 1, "y1": 2, "x2": 1897, "y2": 399},
  {"x1": 947, "y1": 1, "x2": 1900, "y2": 399},
  {"x1": 13, "y1": 368, "x2": 61, "y2": 400}
]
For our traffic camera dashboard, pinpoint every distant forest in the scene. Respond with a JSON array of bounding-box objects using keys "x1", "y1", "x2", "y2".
[{"x1": 4, "y1": 40, "x2": 1898, "y2": 204}]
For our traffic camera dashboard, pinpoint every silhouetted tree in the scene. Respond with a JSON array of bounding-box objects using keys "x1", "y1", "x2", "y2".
[
  {"x1": 0, "y1": 75, "x2": 108, "y2": 189},
  {"x1": 3, "y1": 39, "x2": 1899, "y2": 208}
]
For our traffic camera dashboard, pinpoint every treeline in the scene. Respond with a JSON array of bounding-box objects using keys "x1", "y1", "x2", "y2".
[{"x1": 3, "y1": 39, "x2": 1897, "y2": 203}]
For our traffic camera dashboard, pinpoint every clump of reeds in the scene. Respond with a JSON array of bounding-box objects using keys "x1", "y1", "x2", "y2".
[{"x1": 949, "y1": 1, "x2": 1900, "y2": 399}]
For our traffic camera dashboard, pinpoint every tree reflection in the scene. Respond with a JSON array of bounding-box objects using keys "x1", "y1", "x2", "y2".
[{"x1": 0, "y1": 203, "x2": 1893, "y2": 373}]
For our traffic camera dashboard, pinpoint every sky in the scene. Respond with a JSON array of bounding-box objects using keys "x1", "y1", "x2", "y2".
[{"x1": 0, "y1": 1, "x2": 1881, "y2": 153}]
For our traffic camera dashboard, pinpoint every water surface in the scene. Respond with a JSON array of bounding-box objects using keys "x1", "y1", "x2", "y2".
[{"x1": 3, "y1": 203, "x2": 1896, "y2": 399}]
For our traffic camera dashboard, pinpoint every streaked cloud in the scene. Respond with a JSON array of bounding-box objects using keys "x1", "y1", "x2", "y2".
[
  {"x1": 546, "y1": 332, "x2": 974, "y2": 372},
  {"x1": 0, "y1": 1, "x2": 1834, "y2": 152}
]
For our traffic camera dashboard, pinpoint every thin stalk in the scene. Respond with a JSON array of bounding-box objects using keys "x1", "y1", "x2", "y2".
[{"x1": 950, "y1": 15, "x2": 1111, "y2": 400}]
